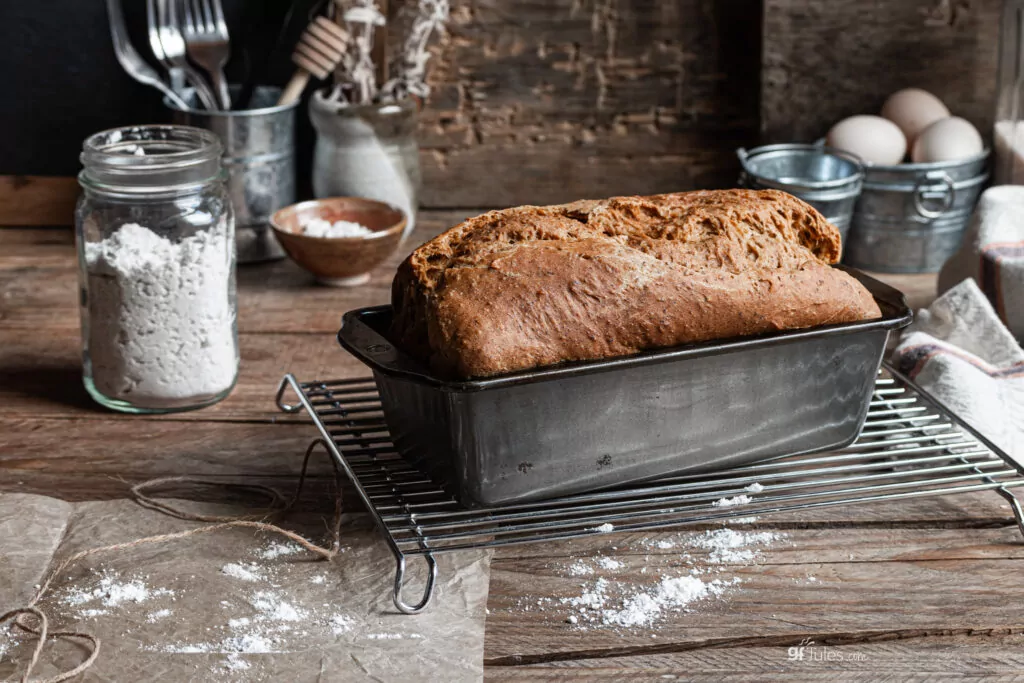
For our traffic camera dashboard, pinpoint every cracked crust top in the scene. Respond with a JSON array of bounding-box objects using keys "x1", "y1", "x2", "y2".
[{"x1": 390, "y1": 189, "x2": 881, "y2": 378}]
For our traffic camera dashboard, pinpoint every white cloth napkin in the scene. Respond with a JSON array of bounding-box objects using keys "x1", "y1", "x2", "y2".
[
  {"x1": 939, "y1": 185, "x2": 1024, "y2": 340},
  {"x1": 890, "y1": 278, "x2": 1024, "y2": 463}
]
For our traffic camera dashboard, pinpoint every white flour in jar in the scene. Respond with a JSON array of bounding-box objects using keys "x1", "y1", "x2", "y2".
[{"x1": 85, "y1": 222, "x2": 236, "y2": 406}]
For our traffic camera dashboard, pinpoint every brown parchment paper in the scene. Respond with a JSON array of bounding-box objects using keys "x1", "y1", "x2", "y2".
[
  {"x1": 0, "y1": 494, "x2": 73, "y2": 613},
  {"x1": 0, "y1": 495, "x2": 491, "y2": 682}
]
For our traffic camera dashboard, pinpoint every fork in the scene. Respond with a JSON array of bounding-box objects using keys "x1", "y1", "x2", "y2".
[
  {"x1": 149, "y1": 0, "x2": 219, "y2": 110},
  {"x1": 106, "y1": 0, "x2": 189, "y2": 109},
  {"x1": 181, "y1": 0, "x2": 232, "y2": 110}
]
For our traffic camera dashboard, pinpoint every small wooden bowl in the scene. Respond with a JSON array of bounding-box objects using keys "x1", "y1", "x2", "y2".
[{"x1": 270, "y1": 197, "x2": 407, "y2": 287}]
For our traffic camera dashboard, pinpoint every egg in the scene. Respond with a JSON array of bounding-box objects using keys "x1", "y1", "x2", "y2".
[
  {"x1": 911, "y1": 117, "x2": 984, "y2": 163},
  {"x1": 881, "y1": 88, "x2": 950, "y2": 144},
  {"x1": 826, "y1": 115, "x2": 907, "y2": 165}
]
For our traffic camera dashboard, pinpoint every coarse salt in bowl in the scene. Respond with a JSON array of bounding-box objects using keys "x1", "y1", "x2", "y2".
[{"x1": 270, "y1": 197, "x2": 407, "y2": 287}]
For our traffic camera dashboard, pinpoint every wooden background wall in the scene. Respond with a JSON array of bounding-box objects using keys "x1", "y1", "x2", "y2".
[{"x1": 0, "y1": 0, "x2": 1002, "y2": 225}]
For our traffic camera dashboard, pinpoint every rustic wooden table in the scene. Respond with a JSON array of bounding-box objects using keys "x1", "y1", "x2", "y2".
[{"x1": 4, "y1": 212, "x2": 1024, "y2": 680}]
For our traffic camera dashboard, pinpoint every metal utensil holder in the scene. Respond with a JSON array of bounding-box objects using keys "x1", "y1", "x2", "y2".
[
  {"x1": 276, "y1": 363, "x2": 1024, "y2": 614},
  {"x1": 168, "y1": 86, "x2": 297, "y2": 263}
]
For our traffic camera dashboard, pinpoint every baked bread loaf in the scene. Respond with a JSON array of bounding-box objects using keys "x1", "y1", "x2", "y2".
[{"x1": 391, "y1": 189, "x2": 882, "y2": 378}]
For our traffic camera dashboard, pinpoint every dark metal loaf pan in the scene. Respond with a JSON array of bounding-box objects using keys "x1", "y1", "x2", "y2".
[{"x1": 338, "y1": 267, "x2": 913, "y2": 508}]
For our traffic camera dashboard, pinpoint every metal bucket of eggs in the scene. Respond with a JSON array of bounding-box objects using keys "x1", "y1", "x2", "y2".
[{"x1": 826, "y1": 89, "x2": 990, "y2": 274}]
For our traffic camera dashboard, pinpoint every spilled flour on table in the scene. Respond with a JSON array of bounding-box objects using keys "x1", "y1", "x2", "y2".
[
  {"x1": 544, "y1": 526, "x2": 786, "y2": 629},
  {"x1": 712, "y1": 494, "x2": 751, "y2": 508},
  {"x1": 566, "y1": 560, "x2": 595, "y2": 576},
  {"x1": 708, "y1": 482, "x2": 765, "y2": 510},
  {"x1": 599, "y1": 575, "x2": 740, "y2": 628},
  {"x1": 691, "y1": 529, "x2": 781, "y2": 564}
]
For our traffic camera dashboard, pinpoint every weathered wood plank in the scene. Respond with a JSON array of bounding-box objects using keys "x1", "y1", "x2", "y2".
[
  {"x1": 485, "y1": 633, "x2": 1024, "y2": 679},
  {"x1": 483, "y1": 527, "x2": 1024, "y2": 663},
  {"x1": 0, "y1": 418, "x2": 340, "y2": 501},
  {"x1": 2, "y1": 407, "x2": 1019, "y2": 526},
  {"x1": 0, "y1": 330, "x2": 369, "y2": 422},
  {"x1": 762, "y1": 0, "x2": 1001, "y2": 143},
  {"x1": 873, "y1": 271, "x2": 937, "y2": 312},
  {"x1": 416, "y1": 0, "x2": 762, "y2": 207},
  {"x1": 0, "y1": 226, "x2": 72, "y2": 245},
  {"x1": 420, "y1": 138, "x2": 749, "y2": 209},
  {"x1": 0, "y1": 176, "x2": 79, "y2": 227}
]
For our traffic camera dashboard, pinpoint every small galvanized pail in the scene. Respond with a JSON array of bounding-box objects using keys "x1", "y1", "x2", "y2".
[
  {"x1": 844, "y1": 151, "x2": 990, "y2": 273},
  {"x1": 168, "y1": 86, "x2": 298, "y2": 263},
  {"x1": 738, "y1": 144, "x2": 865, "y2": 245}
]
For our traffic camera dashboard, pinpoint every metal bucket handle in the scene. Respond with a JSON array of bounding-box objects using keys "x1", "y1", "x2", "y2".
[
  {"x1": 912, "y1": 171, "x2": 956, "y2": 220},
  {"x1": 736, "y1": 147, "x2": 751, "y2": 173}
]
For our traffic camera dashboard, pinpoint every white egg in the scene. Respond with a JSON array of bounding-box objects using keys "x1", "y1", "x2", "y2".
[
  {"x1": 826, "y1": 115, "x2": 907, "y2": 165},
  {"x1": 881, "y1": 88, "x2": 950, "y2": 144},
  {"x1": 911, "y1": 117, "x2": 984, "y2": 163}
]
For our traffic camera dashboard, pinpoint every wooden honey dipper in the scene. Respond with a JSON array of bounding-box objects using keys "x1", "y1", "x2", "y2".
[{"x1": 277, "y1": 17, "x2": 349, "y2": 105}]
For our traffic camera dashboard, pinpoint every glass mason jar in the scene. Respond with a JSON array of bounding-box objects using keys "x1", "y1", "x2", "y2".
[
  {"x1": 76, "y1": 125, "x2": 238, "y2": 413},
  {"x1": 309, "y1": 91, "x2": 421, "y2": 237}
]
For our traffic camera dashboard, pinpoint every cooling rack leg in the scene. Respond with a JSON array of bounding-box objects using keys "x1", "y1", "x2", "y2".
[
  {"x1": 392, "y1": 553, "x2": 438, "y2": 614},
  {"x1": 995, "y1": 488, "x2": 1024, "y2": 539},
  {"x1": 275, "y1": 374, "x2": 304, "y2": 413}
]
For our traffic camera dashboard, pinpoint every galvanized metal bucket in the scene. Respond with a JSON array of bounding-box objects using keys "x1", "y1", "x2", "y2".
[
  {"x1": 168, "y1": 86, "x2": 297, "y2": 263},
  {"x1": 844, "y1": 150, "x2": 990, "y2": 273},
  {"x1": 737, "y1": 144, "x2": 865, "y2": 244}
]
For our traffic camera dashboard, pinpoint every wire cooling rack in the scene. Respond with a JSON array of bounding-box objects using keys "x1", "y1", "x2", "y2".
[{"x1": 276, "y1": 363, "x2": 1024, "y2": 614}]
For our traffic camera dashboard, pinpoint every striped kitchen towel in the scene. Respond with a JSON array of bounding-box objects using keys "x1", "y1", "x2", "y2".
[
  {"x1": 939, "y1": 185, "x2": 1024, "y2": 340},
  {"x1": 891, "y1": 278, "x2": 1024, "y2": 464}
]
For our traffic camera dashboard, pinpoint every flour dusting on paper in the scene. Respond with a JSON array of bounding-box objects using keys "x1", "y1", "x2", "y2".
[
  {"x1": 146, "y1": 609, "x2": 172, "y2": 623},
  {"x1": 50, "y1": 538, "x2": 416, "y2": 667},
  {"x1": 62, "y1": 572, "x2": 174, "y2": 611},
  {"x1": 221, "y1": 563, "x2": 262, "y2": 581},
  {"x1": 256, "y1": 542, "x2": 303, "y2": 560}
]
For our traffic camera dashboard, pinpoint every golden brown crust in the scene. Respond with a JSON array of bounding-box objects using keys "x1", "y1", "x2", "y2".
[{"x1": 391, "y1": 189, "x2": 880, "y2": 378}]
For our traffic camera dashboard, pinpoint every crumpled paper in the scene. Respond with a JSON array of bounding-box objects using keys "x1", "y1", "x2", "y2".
[
  {"x1": 891, "y1": 278, "x2": 1024, "y2": 464},
  {"x1": 0, "y1": 493, "x2": 491, "y2": 682}
]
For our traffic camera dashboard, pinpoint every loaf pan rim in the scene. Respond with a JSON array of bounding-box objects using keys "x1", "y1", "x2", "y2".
[{"x1": 338, "y1": 266, "x2": 912, "y2": 393}]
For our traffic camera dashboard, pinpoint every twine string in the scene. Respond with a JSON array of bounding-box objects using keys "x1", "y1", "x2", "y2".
[{"x1": 3, "y1": 439, "x2": 343, "y2": 683}]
